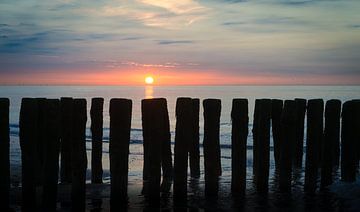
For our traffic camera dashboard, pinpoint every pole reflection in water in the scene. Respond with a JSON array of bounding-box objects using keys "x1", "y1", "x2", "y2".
[{"x1": 145, "y1": 86, "x2": 154, "y2": 99}]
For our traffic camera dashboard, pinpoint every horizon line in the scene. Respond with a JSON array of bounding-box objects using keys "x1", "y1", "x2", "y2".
[{"x1": 0, "y1": 83, "x2": 359, "y2": 86}]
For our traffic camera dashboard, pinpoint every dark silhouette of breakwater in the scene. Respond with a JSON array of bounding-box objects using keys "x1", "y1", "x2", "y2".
[{"x1": 0, "y1": 97, "x2": 359, "y2": 211}]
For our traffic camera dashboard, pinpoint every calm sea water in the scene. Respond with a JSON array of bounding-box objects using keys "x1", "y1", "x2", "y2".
[{"x1": 1, "y1": 85, "x2": 360, "y2": 211}]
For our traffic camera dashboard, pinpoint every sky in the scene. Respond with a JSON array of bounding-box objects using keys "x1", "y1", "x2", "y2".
[{"x1": 0, "y1": 0, "x2": 360, "y2": 85}]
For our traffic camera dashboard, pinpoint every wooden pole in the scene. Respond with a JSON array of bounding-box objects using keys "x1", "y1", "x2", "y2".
[
  {"x1": 91, "y1": 97, "x2": 104, "y2": 184},
  {"x1": 271, "y1": 99, "x2": 283, "y2": 169},
  {"x1": 189, "y1": 98, "x2": 200, "y2": 178},
  {"x1": 141, "y1": 98, "x2": 164, "y2": 202},
  {"x1": 352, "y1": 100, "x2": 360, "y2": 169},
  {"x1": 109, "y1": 98, "x2": 132, "y2": 207},
  {"x1": 161, "y1": 99, "x2": 173, "y2": 181},
  {"x1": 278, "y1": 100, "x2": 297, "y2": 192},
  {"x1": 341, "y1": 100, "x2": 357, "y2": 182},
  {"x1": 304, "y1": 99, "x2": 323, "y2": 193},
  {"x1": 0, "y1": 98, "x2": 10, "y2": 211},
  {"x1": 42, "y1": 99, "x2": 61, "y2": 210},
  {"x1": 253, "y1": 99, "x2": 271, "y2": 193},
  {"x1": 231, "y1": 98, "x2": 248, "y2": 196},
  {"x1": 19, "y1": 98, "x2": 38, "y2": 211},
  {"x1": 71, "y1": 99, "x2": 87, "y2": 210},
  {"x1": 203, "y1": 99, "x2": 221, "y2": 196},
  {"x1": 60, "y1": 97, "x2": 73, "y2": 183},
  {"x1": 36, "y1": 98, "x2": 46, "y2": 186},
  {"x1": 252, "y1": 99, "x2": 260, "y2": 180},
  {"x1": 321, "y1": 99, "x2": 341, "y2": 188},
  {"x1": 174, "y1": 97, "x2": 193, "y2": 199},
  {"x1": 294, "y1": 98, "x2": 306, "y2": 168}
]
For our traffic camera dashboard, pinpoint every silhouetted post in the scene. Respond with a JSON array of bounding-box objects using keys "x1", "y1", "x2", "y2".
[
  {"x1": 279, "y1": 100, "x2": 297, "y2": 192},
  {"x1": 271, "y1": 99, "x2": 283, "y2": 169},
  {"x1": 203, "y1": 99, "x2": 221, "y2": 196},
  {"x1": 231, "y1": 99, "x2": 248, "y2": 196},
  {"x1": 36, "y1": 98, "x2": 46, "y2": 186},
  {"x1": 141, "y1": 98, "x2": 166, "y2": 202},
  {"x1": 174, "y1": 97, "x2": 193, "y2": 200},
  {"x1": 304, "y1": 99, "x2": 323, "y2": 193},
  {"x1": 0, "y1": 98, "x2": 10, "y2": 211},
  {"x1": 353, "y1": 100, "x2": 360, "y2": 168},
  {"x1": 91, "y1": 98, "x2": 104, "y2": 184},
  {"x1": 190, "y1": 98, "x2": 200, "y2": 178},
  {"x1": 71, "y1": 99, "x2": 87, "y2": 211},
  {"x1": 19, "y1": 98, "x2": 38, "y2": 211},
  {"x1": 161, "y1": 99, "x2": 173, "y2": 181},
  {"x1": 321, "y1": 99, "x2": 341, "y2": 188},
  {"x1": 252, "y1": 99, "x2": 260, "y2": 179},
  {"x1": 341, "y1": 100, "x2": 357, "y2": 182},
  {"x1": 60, "y1": 97, "x2": 73, "y2": 183},
  {"x1": 42, "y1": 99, "x2": 61, "y2": 211},
  {"x1": 253, "y1": 99, "x2": 271, "y2": 193},
  {"x1": 109, "y1": 98, "x2": 132, "y2": 207},
  {"x1": 294, "y1": 98, "x2": 306, "y2": 168}
]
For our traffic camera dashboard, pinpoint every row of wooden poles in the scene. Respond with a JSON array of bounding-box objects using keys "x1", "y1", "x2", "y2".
[{"x1": 0, "y1": 97, "x2": 359, "y2": 211}]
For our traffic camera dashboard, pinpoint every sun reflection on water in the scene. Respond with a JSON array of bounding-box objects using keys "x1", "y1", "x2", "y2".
[{"x1": 145, "y1": 85, "x2": 153, "y2": 99}]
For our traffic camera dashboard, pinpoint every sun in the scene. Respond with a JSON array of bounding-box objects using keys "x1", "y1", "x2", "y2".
[{"x1": 145, "y1": 76, "x2": 154, "y2": 84}]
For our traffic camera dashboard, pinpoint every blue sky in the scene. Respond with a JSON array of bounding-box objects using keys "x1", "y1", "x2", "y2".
[{"x1": 0, "y1": 0, "x2": 359, "y2": 85}]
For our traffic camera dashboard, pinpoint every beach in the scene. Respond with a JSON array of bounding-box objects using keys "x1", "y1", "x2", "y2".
[{"x1": 3, "y1": 85, "x2": 360, "y2": 211}]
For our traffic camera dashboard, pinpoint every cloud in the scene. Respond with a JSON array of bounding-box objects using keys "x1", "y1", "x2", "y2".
[
  {"x1": 0, "y1": 31, "x2": 58, "y2": 54},
  {"x1": 202, "y1": 0, "x2": 247, "y2": 3},
  {"x1": 121, "y1": 36, "x2": 143, "y2": 40},
  {"x1": 349, "y1": 25, "x2": 360, "y2": 29},
  {"x1": 278, "y1": 0, "x2": 315, "y2": 6},
  {"x1": 157, "y1": 40, "x2": 193, "y2": 45},
  {"x1": 275, "y1": 0, "x2": 344, "y2": 6},
  {"x1": 222, "y1": 21, "x2": 246, "y2": 26},
  {"x1": 137, "y1": 0, "x2": 206, "y2": 14},
  {"x1": 97, "y1": 1, "x2": 209, "y2": 29},
  {"x1": 121, "y1": 61, "x2": 178, "y2": 68}
]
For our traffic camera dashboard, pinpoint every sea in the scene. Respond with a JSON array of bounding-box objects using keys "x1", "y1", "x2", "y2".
[{"x1": 1, "y1": 85, "x2": 360, "y2": 211}]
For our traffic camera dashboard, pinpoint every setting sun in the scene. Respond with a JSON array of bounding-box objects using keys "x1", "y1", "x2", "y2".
[{"x1": 145, "y1": 76, "x2": 154, "y2": 84}]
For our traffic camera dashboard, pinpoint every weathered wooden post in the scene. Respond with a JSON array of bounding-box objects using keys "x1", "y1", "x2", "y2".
[
  {"x1": 91, "y1": 97, "x2": 104, "y2": 184},
  {"x1": 278, "y1": 100, "x2": 297, "y2": 192},
  {"x1": 353, "y1": 100, "x2": 360, "y2": 168},
  {"x1": 0, "y1": 98, "x2": 10, "y2": 211},
  {"x1": 304, "y1": 99, "x2": 323, "y2": 193},
  {"x1": 190, "y1": 98, "x2": 200, "y2": 178},
  {"x1": 253, "y1": 99, "x2": 260, "y2": 179},
  {"x1": 231, "y1": 99, "x2": 248, "y2": 196},
  {"x1": 341, "y1": 100, "x2": 357, "y2": 182},
  {"x1": 161, "y1": 99, "x2": 173, "y2": 181},
  {"x1": 203, "y1": 99, "x2": 222, "y2": 196},
  {"x1": 19, "y1": 98, "x2": 38, "y2": 211},
  {"x1": 174, "y1": 97, "x2": 193, "y2": 200},
  {"x1": 36, "y1": 98, "x2": 46, "y2": 186},
  {"x1": 253, "y1": 99, "x2": 271, "y2": 193},
  {"x1": 42, "y1": 99, "x2": 61, "y2": 210},
  {"x1": 141, "y1": 98, "x2": 166, "y2": 202},
  {"x1": 294, "y1": 98, "x2": 306, "y2": 168},
  {"x1": 71, "y1": 99, "x2": 87, "y2": 210},
  {"x1": 320, "y1": 99, "x2": 341, "y2": 188},
  {"x1": 109, "y1": 98, "x2": 132, "y2": 207},
  {"x1": 60, "y1": 97, "x2": 73, "y2": 183},
  {"x1": 271, "y1": 99, "x2": 283, "y2": 169}
]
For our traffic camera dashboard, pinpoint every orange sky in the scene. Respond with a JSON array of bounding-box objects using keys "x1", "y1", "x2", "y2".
[{"x1": 1, "y1": 69, "x2": 359, "y2": 86}]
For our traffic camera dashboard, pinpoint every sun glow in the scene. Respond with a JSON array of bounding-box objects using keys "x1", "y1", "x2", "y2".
[{"x1": 145, "y1": 76, "x2": 154, "y2": 84}]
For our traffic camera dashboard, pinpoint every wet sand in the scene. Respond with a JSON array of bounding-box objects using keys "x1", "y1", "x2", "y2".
[
  {"x1": 8, "y1": 161, "x2": 360, "y2": 211},
  {"x1": 8, "y1": 136, "x2": 360, "y2": 211}
]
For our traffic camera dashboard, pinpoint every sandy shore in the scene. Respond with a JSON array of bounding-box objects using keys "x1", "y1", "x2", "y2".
[{"x1": 7, "y1": 135, "x2": 360, "y2": 211}]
